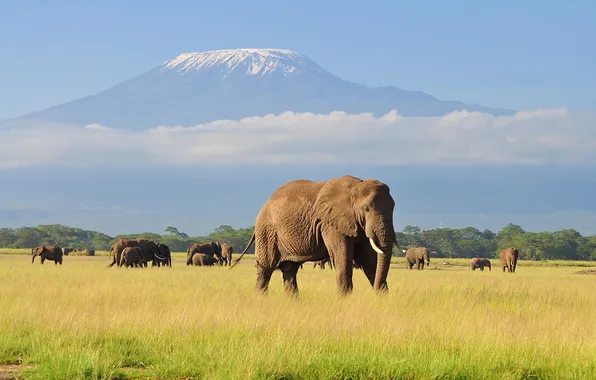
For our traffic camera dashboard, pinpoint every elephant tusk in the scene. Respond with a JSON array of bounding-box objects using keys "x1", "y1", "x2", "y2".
[
  {"x1": 154, "y1": 253, "x2": 166, "y2": 261},
  {"x1": 369, "y1": 237, "x2": 384, "y2": 255}
]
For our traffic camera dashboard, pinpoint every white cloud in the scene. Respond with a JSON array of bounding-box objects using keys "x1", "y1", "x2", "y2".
[{"x1": 0, "y1": 108, "x2": 595, "y2": 168}]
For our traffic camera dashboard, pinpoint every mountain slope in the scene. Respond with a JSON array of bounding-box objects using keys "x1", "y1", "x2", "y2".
[{"x1": 9, "y1": 48, "x2": 513, "y2": 130}]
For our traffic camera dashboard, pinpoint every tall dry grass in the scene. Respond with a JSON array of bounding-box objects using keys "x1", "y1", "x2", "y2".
[{"x1": 0, "y1": 254, "x2": 595, "y2": 379}]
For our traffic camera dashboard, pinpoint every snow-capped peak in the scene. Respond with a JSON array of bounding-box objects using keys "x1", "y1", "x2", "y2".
[{"x1": 159, "y1": 48, "x2": 327, "y2": 78}]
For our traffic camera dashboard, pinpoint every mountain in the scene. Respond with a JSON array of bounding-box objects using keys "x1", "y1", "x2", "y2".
[{"x1": 6, "y1": 48, "x2": 513, "y2": 130}]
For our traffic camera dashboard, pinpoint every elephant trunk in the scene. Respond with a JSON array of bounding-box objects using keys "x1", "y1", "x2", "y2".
[{"x1": 367, "y1": 220, "x2": 393, "y2": 292}]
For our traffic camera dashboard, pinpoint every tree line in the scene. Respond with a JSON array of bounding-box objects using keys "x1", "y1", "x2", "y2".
[
  {"x1": 0, "y1": 223, "x2": 595, "y2": 261},
  {"x1": 0, "y1": 224, "x2": 255, "y2": 254}
]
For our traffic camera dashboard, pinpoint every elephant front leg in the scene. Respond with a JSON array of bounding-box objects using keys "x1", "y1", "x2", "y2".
[{"x1": 324, "y1": 234, "x2": 354, "y2": 296}]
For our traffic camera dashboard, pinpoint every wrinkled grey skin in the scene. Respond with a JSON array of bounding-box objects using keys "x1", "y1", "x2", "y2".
[
  {"x1": 232, "y1": 175, "x2": 402, "y2": 297},
  {"x1": 189, "y1": 253, "x2": 219, "y2": 266},
  {"x1": 218, "y1": 242, "x2": 233, "y2": 266},
  {"x1": 187, "y1": 242, "x2": 222, "y2": 265},
  {"x1": 499, "y1": 247, "x2": 519, "y2": 273},
  {"x1": 31, "y1": 245, "x2": 63, "y2": 265},
  {"x1": 470, "y1": 257, "x2": 491, "y2": 271},
  {"x1": 405, "y1": 247, "x2": 430, "y2": 270},
  {"x1": 120, "y1": 247, "x2": 145, "y2": 268}
]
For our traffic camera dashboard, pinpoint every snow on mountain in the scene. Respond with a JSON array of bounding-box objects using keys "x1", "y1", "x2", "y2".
[
  {"x1": 4, "y1": 48, "x2": 514, "y2": 130},
  {"x1": 160, "y1": 48, "x2": 327, "y2": 78}
]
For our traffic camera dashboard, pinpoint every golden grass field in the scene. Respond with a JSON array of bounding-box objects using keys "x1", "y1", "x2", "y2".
[{"x1": 1, "y1": 253, "x2": 595, "y2": 379}]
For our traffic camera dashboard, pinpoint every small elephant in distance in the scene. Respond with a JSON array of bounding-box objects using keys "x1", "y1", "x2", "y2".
[
  {"x1": 120, "y1": 247, "x2": 145, "y2": 268},
  {"x1": 313, "y1": 257, "x2": 334, "y2": 269},
  {"x1": 405, "y1": 247, "x2": 430, "y2": 270},
  {"x1": 155, "y1": 243, "x2": 172, "y2": 267},
  {"x1": 500, "y1": 247, "x2": 519, "y2": 273},
  {"x1": 31, "y1": 245, "x2": 63, "y2": 265},
  {"x1": 470, "y1": 257, "x2": 491, "y2": 271},
  {"x1": 218, "y1": 242, "x2": 233, "y2": 266},
  {"x1": 188, "y1": 253, "x2": 219, "y2": 266}
]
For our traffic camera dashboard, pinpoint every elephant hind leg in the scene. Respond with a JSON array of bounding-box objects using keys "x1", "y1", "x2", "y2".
[
  {"x1": 280, "y1": 261, "x2": 301, "y2": 297},
  {"x1": 255, "y1": 265, "x2": 273, "y2": 294}
]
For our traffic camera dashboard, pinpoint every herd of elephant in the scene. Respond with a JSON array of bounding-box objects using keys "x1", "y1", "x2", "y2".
[
  {"x1": 28, "y1": 239, "x2": 235, "y2": 268},
  {"x1": 29, "y1": 175, "x2": 521, "y2": 298},
  {"x1": 310, "y1": 247, "x2": 519, "y2": 273},
  {"x1": 106, "y1": 238, "x2": 235, "y2": 268},
  {"x1": 401, "y1": 246, "x2": 519, "y2": 273}
]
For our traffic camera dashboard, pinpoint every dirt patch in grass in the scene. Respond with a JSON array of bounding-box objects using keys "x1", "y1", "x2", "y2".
[
  {"x1": 576, "y1": 269, "x2": 596, "y2": 275},
  {"x1": 0, "y1": 365, "x2": 21, "y2": 380}
]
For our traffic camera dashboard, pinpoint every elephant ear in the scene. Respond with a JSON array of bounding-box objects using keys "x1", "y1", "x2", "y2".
[{"x1": 314, "y1": 176, "x2": 361, "y2": 237}]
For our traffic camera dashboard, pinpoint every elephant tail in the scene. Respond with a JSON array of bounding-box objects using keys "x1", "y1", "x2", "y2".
[
  {"x1": 230, "y1": 233, "x2": 255, "y2": 270},
  {"x1": 393, "y1": 237, "x2": 406, "y2": 254}
]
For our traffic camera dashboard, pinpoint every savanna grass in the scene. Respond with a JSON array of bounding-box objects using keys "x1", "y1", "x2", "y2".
[{"x1": 0, "y1": 254, "x2": 595, "y2": 379}]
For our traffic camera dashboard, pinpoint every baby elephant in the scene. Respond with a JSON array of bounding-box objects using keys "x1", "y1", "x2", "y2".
[
  {"x1": 189, "y1": 253, "x2": 219, "y2": 266},
  {"x1": 120, "y1": 247, "x2": 144, "y2": 268},
  {"x1": 470, "y1": 257, "x2": 491, "y2": 271}
]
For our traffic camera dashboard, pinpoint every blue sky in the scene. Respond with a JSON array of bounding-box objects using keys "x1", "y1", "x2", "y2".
[{"x1": 1, "y1": 0, "x2": 594, "y2": 120}]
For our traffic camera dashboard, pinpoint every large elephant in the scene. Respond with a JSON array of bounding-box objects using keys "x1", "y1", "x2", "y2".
[
  {"x1": 232, "y1": 175, "x2": 402, "y2": 296},
  {"x1": 189, "y1": 253, "x2": 219, "y2": 266},
  {"x1": 120, "y1": 247, "x2": 144, "y2": 268},
  {"x1": 405, "y1": 247, "x2": 430, "y2": 270},
  {"x1": 156, "y1": 243, "x2": 172, "y2": 267},
  {"x1": 186, "y1": 242, "x2": 222, "y2": 265},
  {"x1": 108, "y1": 238, "x2": 165, "y2": 268},
  {"x1": 470, "y1": 257, "x2": 491, "y2": 271},
  {"x1": 499, "y1": 247, "x2": 519, "y2": 273},
  {"x1": 218, "y1": 242, "x2": 233, "y2": 266},
  {"x1": 31, "y1": 245, "x2": 63, "y2": 265}
]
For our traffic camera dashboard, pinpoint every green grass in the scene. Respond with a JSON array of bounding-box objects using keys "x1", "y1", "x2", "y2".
[{"x1": 0, "y1": 254, "x2": 595, "y2": 379}]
